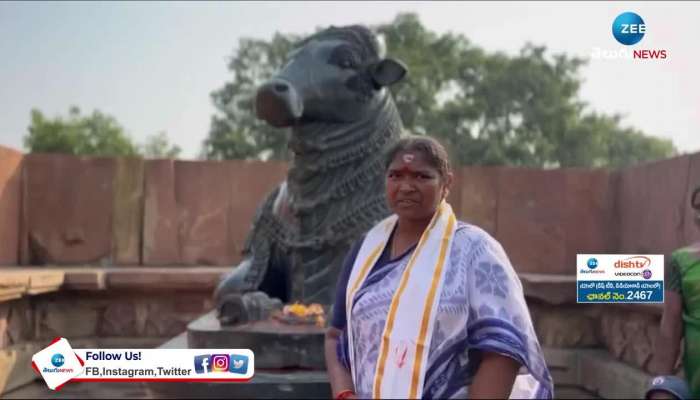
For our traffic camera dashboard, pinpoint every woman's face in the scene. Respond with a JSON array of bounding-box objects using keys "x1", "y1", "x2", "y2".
[{"x1": 385, "y1": 150, "x2": 452, "y2": 222}]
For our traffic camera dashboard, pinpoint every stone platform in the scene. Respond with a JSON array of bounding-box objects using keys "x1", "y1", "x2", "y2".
[
  {"x1": 146, "y1": 331, "x2": 331, "y2": 399},
  {"x1": 187, "y1": 311, "x2": 326, "y2": 369}
]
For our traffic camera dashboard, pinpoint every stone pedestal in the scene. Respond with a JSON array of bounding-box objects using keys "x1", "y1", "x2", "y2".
[
  {"x1": 187, "y1": 311, "x2": 325, "y2": 369},
  {"x1": 146, "y1": 311, "x2": 330, "y2": 399}
]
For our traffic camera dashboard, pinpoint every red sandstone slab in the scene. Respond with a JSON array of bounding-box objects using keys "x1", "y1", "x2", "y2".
[
  {"x1": 446, "y1": 167, "x2": 462, "y2": 218},
  {"x1": 683, "y1": 152, "x2": 700, "y2": 245},
  {"x1": 226, "y1": 160, "x2": 287, "y2": 264},
  {"x1": 564, "y1": 169, "x2": 617, "y2": 271},
  {"x1": 62, "y1": 268, "x2": 107, "y2": 290},
  {"x1": 617, "y1": 162, "x2": 651, "y2": 254},
  {"x1": 519, "y1": 273, "x2": 576, "y2": 304},
  {"x1": 175, "y1": 161, "x2": 233, "y2": 265},
  {"x1": 105, "y1": 267, "x2": 230, "y2": 291},
  {"x1": 643, "y1": 156, "x2": 691, "y2": 256},
  {"x1": 143, "y1": 159, "x2": 287, "y2": 266},
  {"x1": 618, "y1": 156, "x2": 691, "y2": 256},
  {"x1": 111, "y1": 158, "x2": 144, "y2": 265},
  {"x1": 142, "y1": 160, "x2": 180, "y2": 265},
  {"x1": 496, "y1": 168, "x2": 567, "y2": 274},
  {"x1": 0, "y1": 147, "x2": 23, "y2": 265},
  {"x1": 21, "y1": 154, "x2": 115, "y2": 265},
  {"x1": 458, "y1": 166, "x2": 500, "y2": 236}
]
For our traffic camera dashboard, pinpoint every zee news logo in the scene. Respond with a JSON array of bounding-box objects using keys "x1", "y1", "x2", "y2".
[{"x1": 592, "y1": 11, "x2": 668, "y2": 60}]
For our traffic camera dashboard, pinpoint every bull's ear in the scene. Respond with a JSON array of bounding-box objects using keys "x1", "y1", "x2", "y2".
[{"x1": 369, "y1": 58, "x2": 407, "y2": 87}]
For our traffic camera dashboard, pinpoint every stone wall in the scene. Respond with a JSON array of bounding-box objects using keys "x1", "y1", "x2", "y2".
[
  {"x1": 457, "y1": 167, "x2": 617, "y2": 274},
  {"x1": 0, "y1": 268, "x2": 221, "y2": 348},
  {"x1": 142, "y1": 159, "x2": 287, "y2": 266},
  {"x1": 1, "y1": 146, "x2": 699, "y2": 274},
  {"x1": 617, "y1": 154, "x2": 700, "y2": 255},
  {"x1": 0, "y1": 147, "x2": 22, "y2": 265},
  {"x1": 0, "y1": 267, "x2": 222, "y2": 394},
  {"x1": 2, "y1": 150, "x2": 286, "y2": 267},
  {"x1": 530, "y1": 300, "x2": 667, "y2": 374}
]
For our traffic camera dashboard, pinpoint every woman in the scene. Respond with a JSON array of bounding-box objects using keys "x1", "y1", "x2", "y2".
[
  {"x1": 648, "y1": 186, "x2": 700, "y2": 399},
  {"x1": 324, "y1": 136, "x2": 553, "y2": 399}
]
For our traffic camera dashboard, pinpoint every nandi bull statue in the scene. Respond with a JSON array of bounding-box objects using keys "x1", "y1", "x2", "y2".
[{"x1": 214, "y1": 25, "x2": 407, "y2": 325}]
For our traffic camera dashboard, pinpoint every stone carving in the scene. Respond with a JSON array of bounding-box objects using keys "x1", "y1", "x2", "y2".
[{"x1": 214, "y1": 25, "x2": 407, "y2": 325}]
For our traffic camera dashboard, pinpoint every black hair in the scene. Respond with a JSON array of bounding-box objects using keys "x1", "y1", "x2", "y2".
[{"x1": 385, "y1": 135, "x2": 452, "y2": 179}]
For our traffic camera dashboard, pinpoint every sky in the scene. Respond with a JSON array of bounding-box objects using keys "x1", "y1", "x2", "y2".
[{"x1": 0, "y1": 1, "x2": 698, "y2": 159}]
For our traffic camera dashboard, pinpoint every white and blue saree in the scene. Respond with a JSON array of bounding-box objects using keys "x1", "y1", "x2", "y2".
[{"x1": 331, "y1": 201, "x2": 553, "y2": 399}]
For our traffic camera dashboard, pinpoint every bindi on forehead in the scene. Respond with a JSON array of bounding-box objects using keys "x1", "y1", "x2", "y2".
[{"x1": 389, "y1": 151, "x2": 429, "y2": 170}]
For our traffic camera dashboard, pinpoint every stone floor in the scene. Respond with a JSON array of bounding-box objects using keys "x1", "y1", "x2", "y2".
[
  {"x1": 5, "y1": 380, "x2": 598, "y2": 399},
  {"x1": 3, "y1": 380, "x2": 151, "y2": 399}
]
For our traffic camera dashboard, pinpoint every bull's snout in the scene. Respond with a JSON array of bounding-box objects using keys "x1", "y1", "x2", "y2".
[{"x1": 255, "y1": 79, "x2": 304, "y2": 128}]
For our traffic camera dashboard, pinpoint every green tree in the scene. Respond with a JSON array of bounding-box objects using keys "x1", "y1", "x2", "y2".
[
  {"x1": 203, "y1": 33, "x2": 301, "y2": 161},
  {"x1": 142, "y1": 131, "x2": 182, "y2": 159},
  {"x1": 24, "y1": 106, "x2": 140, "y2": 157},
  {"x1": 203, "y1": 13, "x2": 676, "y2": 167}
]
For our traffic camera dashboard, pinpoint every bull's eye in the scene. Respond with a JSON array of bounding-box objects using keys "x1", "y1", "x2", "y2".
[
  {"x1": 329, "y1": 45, "x2": 360, "y2": 70},
  {"x1": 340, "y1": 58, "x2": 355, "y2": 69}
]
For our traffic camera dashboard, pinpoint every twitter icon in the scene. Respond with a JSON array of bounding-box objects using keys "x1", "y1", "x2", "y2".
[{"x1": 229, "y1": 354, "x2": 249, "y2": 374}]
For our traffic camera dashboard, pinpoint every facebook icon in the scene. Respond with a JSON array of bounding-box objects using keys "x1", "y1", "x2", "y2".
[{"x1": 194, "y1": 354, "x2": 211, "y2": 374}]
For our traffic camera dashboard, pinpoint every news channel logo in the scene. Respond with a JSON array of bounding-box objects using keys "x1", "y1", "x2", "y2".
[
  {"x1": 51, "y1": 353, "x2": 65, "y2": 367},
  {"x1": 587, "y1": 258, "x2": 599, "y2": 269},
  {"x1": 591, "y1": 11, "x2": 667, "y2": 61},
  {"x1": 612, "y1": 12, "x2": 645, "y2": 45},
  {"x1": 194, "y1": 354, "x2": 249, "y2": 374}
]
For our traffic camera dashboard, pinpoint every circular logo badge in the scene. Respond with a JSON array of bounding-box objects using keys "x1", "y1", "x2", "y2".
[
  {"x1": 652, "y1": 376, "x2": 665, "y2": 386},
  {"x1": 612, "y1": 12, "x2": 646, "y2": 45},
  {"x1": 643, "y1": 269, "x2": 652, "y2": 279},
  {"x1": 51, "y1": 353, "x2": 65, "y2": 367},
  {"x1": 587, "y1": 258, "x2": 598, "y2": 269}
]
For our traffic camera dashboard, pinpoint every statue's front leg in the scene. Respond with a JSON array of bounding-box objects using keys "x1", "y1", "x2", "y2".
[
  {"x1": 214, "y1": 240, "x2": 284, "y2": 325},
  {"x1": 214, "y1": 183, "x2": 292, "y2": 325}
]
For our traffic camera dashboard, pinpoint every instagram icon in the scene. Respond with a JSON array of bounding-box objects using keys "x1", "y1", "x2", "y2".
[{"x1": 211, "y1": 354, "x2": 230, "y2": 372}]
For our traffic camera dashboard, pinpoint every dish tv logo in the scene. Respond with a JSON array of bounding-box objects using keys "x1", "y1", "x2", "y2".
[
  {"x1": 592, "y1": 12, "x2": 668, "y2": 60},
  {"x1": 614, "y1": 255, "x2": 651, "y2": 268},
  {"x1": 613, "y1": 12, "x2": 667, "y2": 59}
]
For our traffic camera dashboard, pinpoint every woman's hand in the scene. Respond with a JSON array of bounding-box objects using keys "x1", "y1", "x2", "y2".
[
  {"x1": 649, "y1": 290, "x2": 683, "y2": 375},
  {"x1": 324, "y1": 326, "x2": 355, "y2": 397},
  {"x1": 468, "y1": 351, "x2": 520, "y2": 399}
]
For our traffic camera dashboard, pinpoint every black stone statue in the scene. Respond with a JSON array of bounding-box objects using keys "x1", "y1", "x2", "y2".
[{"x1": 214, "y1": 25, "x2": 407, "y2": 325}]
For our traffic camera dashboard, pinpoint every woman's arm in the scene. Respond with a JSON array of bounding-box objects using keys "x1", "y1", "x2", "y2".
[
  {"x1": 324, "y1": 326, "x2": 355, "y2": 398},
  {"x1": 649, "y1": 289, "x2": 683, "y2": 375},
  {"x1": 468, "y1": 351, "x2": 520, "y2": 399}
]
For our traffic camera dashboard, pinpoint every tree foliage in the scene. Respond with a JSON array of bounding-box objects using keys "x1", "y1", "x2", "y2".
[
  {"x1": 24, "y1": 106, "x2": 182, "y2": 159},
  {"x1": 204, "y1": 12, "x2": 676, "y2": 167},
  {"x1": 142, "y1": 131, "x2": 182, "y2": 159},
  {"x1": 25, "y1": 106, "x2": 140, "y2": 157},
  {"x1": 203, "y1": 34, "x2": 301, "y2": 161}
]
